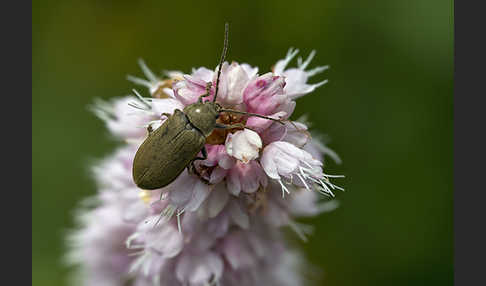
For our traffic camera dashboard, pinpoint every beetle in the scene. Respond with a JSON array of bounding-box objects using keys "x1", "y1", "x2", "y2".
[{"x1": 132, "y1": 23, "x2": 284, "y2": 190}]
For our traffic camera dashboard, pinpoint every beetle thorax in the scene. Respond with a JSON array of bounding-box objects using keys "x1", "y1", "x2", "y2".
[{"x1": 183, "y1": 102, "x2": 220, "y2": 136}]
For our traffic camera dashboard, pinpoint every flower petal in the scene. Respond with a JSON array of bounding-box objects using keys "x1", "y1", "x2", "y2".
[
  {"x1": 225, "y1": 129, "x2": 262, "y2": 163},
  {"x1": 229, "y1": 200, "x2": 249, "y2": 229},
  {"x1": 208, "y1": 183, "x2": 229, "y2": 218},
  {"x1": 176, "y1": 251, "x2": 223, "y2": 285},
  {"x1": 215, "y1": 62, "x2": 250, "y2": 106}
]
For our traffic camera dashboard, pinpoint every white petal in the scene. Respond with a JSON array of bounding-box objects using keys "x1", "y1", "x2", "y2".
[
  {"x1": 223, "y1": 63, "x2": 249, "y2": 105},
  {"x1": 240, "y1": 63, "x2": 259, "y2": 78},
  {"x1": 225, "y1": 129, "x2": 262, "y2": 163},
  {"x1": 282, "y1": 121, "x2": 310, "y2": 147},
  {"x1": 150, "y1": 98, "x2": 184, "y2": 115},
  {"x1": 191, "y1": 67, "x2": 214, "y2": 82},
  {"x1": 260, "y1": 145, "x2": 281, "y2": 180}
]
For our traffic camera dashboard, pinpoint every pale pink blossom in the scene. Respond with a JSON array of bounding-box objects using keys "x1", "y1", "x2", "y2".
[
  {"x1": 201, "y1": 144, "x2": 235, "y2": 169},
  {"x1": 243, "y1": 73, "x2": 288, "y2": 115},
  {"x1": 214, "y1": 62, "x2": 251, "y2": 106},
  {"x1": 168, "y1": 173, "x2": 211, "y2": 212},
  {"x1": 173, "y1": 75, "x2": 214, "y2": 105},
  {"x1": 260, "y1": 141, "x2": 341, "y2": 197},
  {"x1": 226, "y1": 160, "x2": 268, "y2": 196}
]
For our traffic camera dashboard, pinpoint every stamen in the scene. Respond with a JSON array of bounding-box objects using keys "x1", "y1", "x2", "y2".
[
  {"x1": 278, "y1": 179, "x2": 290, "y2": 198},
  {"x1": 126, "y1": 232, "x2": 141, "y2": 249},
  {"x1": 327, "y1": 181, "x2": 345, "y2": 191},
  {"x1": 308, "y1": 177, "x2": 334, "y2": 197},
  {"x1": 126, "y1": 75, "x2": 152, "y2": 87},
  {"x1": 138, "y1": 59, "x2": 158, "y2": 83},
  {"x1": 90, "y1": 99, "x2": 116, "y2": 121},
  {"x1": 323, "y1": 173, "x2": 346, "y2": 178},
  {"x1": 297, "y1": 173, "x2": 310, "y2": 191},
  {"x1": 91, "y1": 107, "x2": 111, "y2": 122},
  {"x1": 313, "y1": 79, "x2": 329, "y2": 89},
  {"x1": 299, "y1": 50, "x2": 316, "y2": 70},
  {"x1": 284, "y1": 48, "x2": 299, "y2": 68},
  {"x1": 153, "y1": 205, "x2": 176, "y2": 227},
  {"x1": 288, "y1": 220, "x2": 313, "y2": 242},
  {"x1": 128, "y1": 101, "x2": 150, "y2": 111},
  {"x1": 176, "y1": 209, "x2": 185, "y2": 233},
  {"x1": 306, "y1": 65, "x2": 329, "y2": 77},
  {"x1": 127, "y1": 250, "x2": 145, "y2": 257},
  {"x1": 318, "y1": 200, "x2": 340, "y2": 213},
  {"x1": 132, "y1": 89, "x2": 152, "y2": 109}
]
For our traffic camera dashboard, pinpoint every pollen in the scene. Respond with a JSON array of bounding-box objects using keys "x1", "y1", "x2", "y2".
[
  {"x1": 138, "y1": 189, "x2": 152, "y2": 204},
  {"x1": 151, "y1": 79, "x2": 175, "y2": 99}
]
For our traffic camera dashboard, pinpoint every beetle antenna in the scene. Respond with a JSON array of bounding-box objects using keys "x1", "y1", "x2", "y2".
[
  {"x1": 213, "y1": 22, "x2": 229, "y2": 103},
  {"x1": 219, "y1": 108, "x2": 286, "y2": 125}
]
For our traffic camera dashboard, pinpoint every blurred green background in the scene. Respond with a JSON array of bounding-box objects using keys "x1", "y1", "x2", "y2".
[{"x1": 33, "y1": 0, "x2": 453, "y2": 285}]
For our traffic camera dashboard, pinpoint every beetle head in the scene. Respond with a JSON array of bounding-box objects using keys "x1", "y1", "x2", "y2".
[{"x1": 183, "y1": 102, "x2": 220, "y2": 136}]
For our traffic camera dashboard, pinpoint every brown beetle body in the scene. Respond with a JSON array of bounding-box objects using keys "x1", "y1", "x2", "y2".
[{"x1": 132, "y1": 108, "x2": 209, "y2": 190}]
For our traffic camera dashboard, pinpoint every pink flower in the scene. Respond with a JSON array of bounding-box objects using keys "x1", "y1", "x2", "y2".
[
  {"x1": 213, "y1": 62, "x2": 251, "y2": 106},
  {"x1": 243, "y1": 73, "x2": 289, "y2": 115},
  {"x1": 68, "y1": 48, "x2": 342, "y2": 286},
  {"x1": 273, "y1": 49, "x2": 329, "y2": 99},
  {"x1": 173, "y1": 75, "x2": 214, "y2": 105},
  {"x1": 168, "y1": 173, "x2": 211, "y2": 212},
  {"x1": 91, "y1": 96, "x2": 155, "y2": 140},
  {"x1": 201, "y1": 144, "x2": 235, "y2": 169},
  {"x1": 261, "y1": 141, "x2": 340, "y2": 197},
  {"x1": 127, "y1": 216, "x2": 184, "y2": 259},
  {"x1": 66, "y1": 203, "x2": 137, "y2": 286},
  {"x1": 226, "y1": 160, "x2": 268, "y2": 196}
]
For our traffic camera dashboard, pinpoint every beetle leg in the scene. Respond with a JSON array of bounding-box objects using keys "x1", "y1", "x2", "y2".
[
  {"x1": 161, "y1": 112, "x2": 171, "y2": 118},
  {"x1": 198, "y1": 82, "x2": 213, "y2": 103},
  {"x1": 200, "y1": 146, "x2": 208, "y2": 160},
  {"x1": 188, "y1": 164, "x2": 210, "y2": 185},
  {"x1": 147, "y1": 124, "x2": 153, "y2": 134},
  {"x1": 215, "y1": 122, "x2": 244, "y2": 129},
  {"x1": 187, "y1": 147, "x2": 210, "y2": 185}
]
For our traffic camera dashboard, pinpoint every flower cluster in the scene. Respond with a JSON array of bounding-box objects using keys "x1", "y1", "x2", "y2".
[{"x1": 67, "y1": 48, "x2": 342, "y2": 286}]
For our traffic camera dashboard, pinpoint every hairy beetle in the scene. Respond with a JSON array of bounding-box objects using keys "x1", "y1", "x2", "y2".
[{"x1": 132, "y1": 23, "x2": 284, "y2": 190}]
